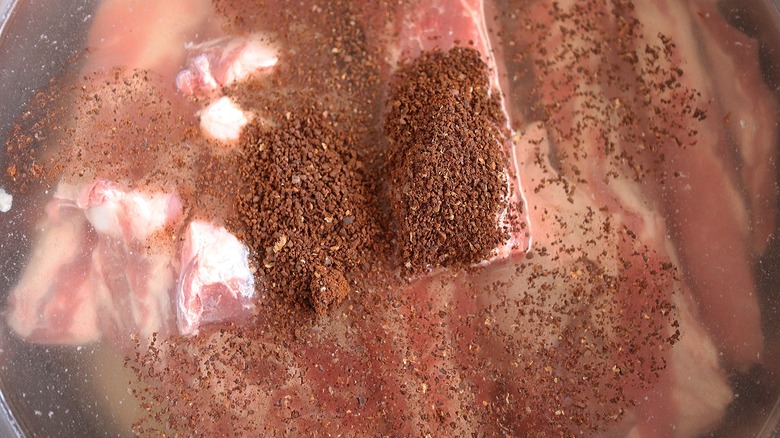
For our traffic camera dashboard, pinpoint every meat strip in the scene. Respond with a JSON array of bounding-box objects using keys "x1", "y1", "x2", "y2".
[{"x1": 383, "y1": 0, "x2": 531, "y2": 275}]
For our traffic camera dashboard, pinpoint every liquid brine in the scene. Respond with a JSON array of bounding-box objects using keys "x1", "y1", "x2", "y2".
[{"x1": 0, "y1": 0, "x2": 779, "y2": 436}]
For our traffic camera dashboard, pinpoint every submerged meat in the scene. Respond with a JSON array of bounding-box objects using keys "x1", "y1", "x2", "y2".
[
  {"x1": 691, "y1": 0, "x2": 779, "y2": 255},
  {"x1": 2, "y1": 0, "x2": 775, "y2": 436},
  {"x1": 384, "y1": 0, "x2": 531, "y2": 274},
  {"x1": 7, "y1": 181, "x2": 181, "y2": 344},
  {"x1": 176, "y1": 34, "x2": 279, "y2": 96},
  {"x1": 6, "y1": 181, "x2": 256, "y2": 343},
  {"x1": 513, "y1": 124, "x2": 731, "y2": 437},
  {"x1": 630, "y1": 0, "x2": 766, "y2": 370},
  {"x1": 85, "y1": 0, "x2": 215, "y2": 83},
  {"x1": 498, "y1": 0, "x2": 776, "y2": 430},
  {"x1": 6, "y1": 200, "x2": 99, "y2": 344},
  {"x1": 175, "y1": 34, "x2": 278, "y2": 143},
  {"x1": 509, "y1": 0, "x2": 765, "y2": 369},
  {"x1": 177, "y1": 221, "x2": 256, "y2": 336},
  {"x1": 626, "y1": 290, "x2": 733, "y2": 437}
]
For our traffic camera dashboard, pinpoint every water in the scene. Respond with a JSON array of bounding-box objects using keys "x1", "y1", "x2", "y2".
[{"x1": 0, "y1": 0, "x2": 779, "y2": 436}]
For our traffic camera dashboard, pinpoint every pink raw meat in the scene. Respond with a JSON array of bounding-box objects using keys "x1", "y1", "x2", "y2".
[
  {"x1": 7, "y1": 181, "x2": 260, "y2": 343},
  {"x1": 512, "y1": 0, "x2": 763, "y2": 370},
  {"x1": 177, "y1": 221, "x2": 256, "y2": 336},
  {"x1": 85, "y1": 0, "x2": 215, "y2": 84},
  {"x1": 626, "y1": 290, "x2": 733, "y2": 437},
  {"x1": 6, "y1": 180, "x2": 182, "y2": 344},
  {"x1": 388, "y1": 0, "x2": 532, "y2": 266},
  {"x1": 514, "y1": 123, "x2": 732, "y2": 436},
  {"x1": 633, "y1": 0, "x2": 764, "y2": 370},
  {"x1": 690, "y1": 0, "x2": 779, "y2": 256},
  {"x1": 6, "y1": 201, "x2": 99, "y2": 344},
  {"x1": 499, "y1": 0, "x2": 773, "y2": 433},
  {"x1": 176, "y1": 34, "x2": 278, "y2": 96}
]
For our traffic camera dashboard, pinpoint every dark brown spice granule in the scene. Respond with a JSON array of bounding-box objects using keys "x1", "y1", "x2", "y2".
[
  {"x1": 310, "y1": 265, "x2": 350, "y2": 317},
  {"x1": 384, "y1": 47, "x2": 510, "y2": 275},
  {"x1": 229, "y1": 103, "x2": 389, "y2": 313}
]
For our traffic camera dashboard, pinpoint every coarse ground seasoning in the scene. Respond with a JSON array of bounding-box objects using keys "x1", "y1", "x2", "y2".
[
  {"x1": 384, "y1": 47, "x2": 511, "y2": 275},
  {"x1": 229, "y1": 103, "x2": 388, "y2": 314},
  {"x1": 0, "y1": 0, "x2": 694, "y2": 436},
  {"x1": 214, "y1": 0, "x2": 397, "y2": 314}
]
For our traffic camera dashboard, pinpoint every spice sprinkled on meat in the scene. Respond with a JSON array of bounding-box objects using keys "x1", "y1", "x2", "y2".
[
  {"x1": 385, "y1": 47, "x2": 513, "y2": 274},
  {"x1": 230, "y1": 105, "x2": 388, "y2": 313}
]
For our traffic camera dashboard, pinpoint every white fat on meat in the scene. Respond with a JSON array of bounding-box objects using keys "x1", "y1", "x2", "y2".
[
  {"x1": 177, "y1": 34, "x2": 276, "y2": 144},
  {"x1": 176, "y1": 34, "x2": 278, "y2": 96},
  {"x1": 73, "y1": 180, "x2": 182, "y2": 240},
  {"x1": 6, "y1": 181, "x2": 182, "y2": 344},
  {"x1": 0, "y1": 187, "x2": 11, "y2": 213},
  {"x1": 6, "y1": 180, "x2": 265, "y2": 343},
  {"x1": 177, "y1": 221, "x2": 256, "y2": 336},
  {"x1": 198, "y1": 96, "x2": 251, "y2": 144}
]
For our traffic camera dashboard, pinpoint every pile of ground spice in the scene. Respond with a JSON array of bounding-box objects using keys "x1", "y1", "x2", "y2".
[
  {"x1": 229, "y1": 104, "x2": 388, "y2": 315},
  {"x1": 384, "y1": 47, "x2": 510, "y2": 275}
]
